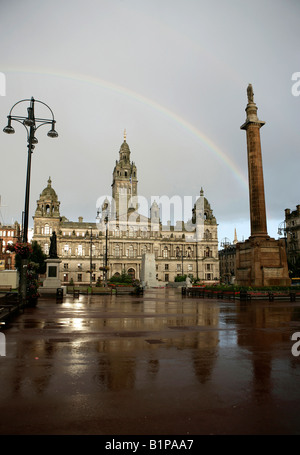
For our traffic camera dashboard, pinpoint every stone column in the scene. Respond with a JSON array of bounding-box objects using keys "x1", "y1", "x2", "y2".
[{"x1": 240, "y1": 84, "x2": 268, "y2": 238}]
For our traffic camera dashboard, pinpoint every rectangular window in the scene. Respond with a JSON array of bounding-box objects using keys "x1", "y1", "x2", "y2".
[
  {"x1": 188, "y1": 264, "x2": 193, "y2": 271},
  {"x1": 165, "y1": 273, "x2": 169, "y2": 282},
  {"x1": 78, "y1": 263, "x2": 82, "y2": 270},
  {"x1": 165, "y1": 264, "x2": 169, "y2": 271},
  {"x1": 64, "y1": 263, "x2": 69, "y2": 270},
  {"x1": 78, "y1": 273, "x2": 82, "y2": 282},
  {"x1": 63, "y1": 273, "x2": 68, "y2": 282}
]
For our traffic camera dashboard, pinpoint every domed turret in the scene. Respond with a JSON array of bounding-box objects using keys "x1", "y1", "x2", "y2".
[
  {"x1": 192, "y1": 188, "x2": 217, "y2": 225},
  {"x1": 34, "y1": 177, "x2": 60, "y2": 217}
]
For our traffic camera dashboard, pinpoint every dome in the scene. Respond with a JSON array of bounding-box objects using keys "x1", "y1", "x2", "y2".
[
  {"x1": 192, "y1": 188, "x2": 216, "y2": 224},
  {"x1": 120, "y1": 140, "x2": 130, "y2": 153},
  {"x1": 39, "y1": 177, "x2": 58, "y2": 201}
]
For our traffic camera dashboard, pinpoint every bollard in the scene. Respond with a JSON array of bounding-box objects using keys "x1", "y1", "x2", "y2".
[{"x1": 56, "y1": 288, "x2": 63, "y2": 303}]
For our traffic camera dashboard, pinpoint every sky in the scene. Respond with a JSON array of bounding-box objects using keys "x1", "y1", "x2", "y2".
[{"x1": 0, "y1": 0, "x2": 299, "y2": 247}]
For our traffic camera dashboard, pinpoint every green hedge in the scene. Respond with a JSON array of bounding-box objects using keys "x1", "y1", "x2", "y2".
[{"x1": 199, "y1": 284, "x2": 300, "y2": 292}]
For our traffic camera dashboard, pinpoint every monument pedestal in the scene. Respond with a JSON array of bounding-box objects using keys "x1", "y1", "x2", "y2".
[
  {"x1": 39, "y1": 258, "x2": 64, "y2": 296},
  {"x1": 140, "y1": 253, "x2": 159, "y2": 288},
  {"x1": 236, "y1": 236, "x2": 290, "y2": 287}
]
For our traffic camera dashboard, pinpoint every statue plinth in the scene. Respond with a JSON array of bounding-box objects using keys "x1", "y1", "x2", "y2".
[
  {"x1": 39, "y1": 257, "x2": 64, "y2": 296},
  {"x1": 236, "y1": 236, "x2": 290, "y2": 287}
]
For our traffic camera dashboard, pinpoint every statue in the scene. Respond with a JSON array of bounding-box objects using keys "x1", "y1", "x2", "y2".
[
  {"x1": 185, "y1": 276, "x2": 192, "y2": 288},
  {"x1": 247, "y1": 84, "x2": 254, "y2": 103},
  {"x1": 49, "y1": 231, "x2": 58, "y2": 258}
]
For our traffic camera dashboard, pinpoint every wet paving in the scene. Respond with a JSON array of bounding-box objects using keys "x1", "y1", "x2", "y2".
[{"x1": 0, "y1": 287, "x2": 300, "y2": 435}]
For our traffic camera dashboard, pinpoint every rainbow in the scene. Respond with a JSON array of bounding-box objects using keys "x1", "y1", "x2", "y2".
[{"x1": 4, "y1": 67, "x2": 248, "y2": 188}]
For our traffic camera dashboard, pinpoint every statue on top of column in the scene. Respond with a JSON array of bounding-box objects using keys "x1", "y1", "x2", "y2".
[{"x1": 247, "y1": 84, "x2": 254, "y2": 103}]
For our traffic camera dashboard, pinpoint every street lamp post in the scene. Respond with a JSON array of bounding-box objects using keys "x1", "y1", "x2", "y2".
[
  {"x1": 3, "y1": 97, "x2": 58, "y2": 302},
  {"x1": 104, "y1": 216, "x2": 108, "y2": 287},
  {"x1": 3, "y1": 97, "x2": 58, "y2": 243},
  {"x1": 89, "y1": 226, "x2": 93, "y2": 288}
]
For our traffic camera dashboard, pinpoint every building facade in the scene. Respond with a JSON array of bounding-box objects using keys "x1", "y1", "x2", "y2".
[
  {"x1": 33, "y1": 135, "x2": 219, "y2": 285},
  {"x1": 0, "y1": 222, "x2": 21, "y2": 270},
  {"x1": 284, "y1": 205, "x2": 300, "y2": 274}
]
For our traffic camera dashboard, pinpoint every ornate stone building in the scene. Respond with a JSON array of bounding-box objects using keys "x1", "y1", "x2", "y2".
[
  {"x1": 284, "y1": 205, "x2": 300, "y2": 274},
  {"x1": 33, "y1": 134, "x2": 219, "y2": 285},
  {"x1": 0, "y1": 222, "x2": 21, "y2": 269}
]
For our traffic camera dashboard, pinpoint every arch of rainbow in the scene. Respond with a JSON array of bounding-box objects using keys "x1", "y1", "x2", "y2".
[{"x1": 4, "y1": 68, "x2": 248, "y2": 188}]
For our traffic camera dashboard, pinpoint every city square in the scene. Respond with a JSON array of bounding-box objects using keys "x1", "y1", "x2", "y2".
[
  {"x1": 0, "y1": 0, "x2": 300, "y2": 439},
  {"x1": 0, "y1": 288, "x2": 300, "y2": 435}
]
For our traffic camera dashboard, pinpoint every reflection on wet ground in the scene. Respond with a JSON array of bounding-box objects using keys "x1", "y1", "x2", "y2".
[{"x1": 0, "y1": 288, "x2": 300, "y2": 434}]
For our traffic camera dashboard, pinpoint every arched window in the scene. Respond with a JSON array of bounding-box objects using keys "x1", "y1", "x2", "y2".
[
  {"x1": 44, "y1": 224, "x2": 50, "y2": 235},
  {"x1": 114, "y1": 245, "x2": 120, "y2": 258},
  {"x1": 77, "y1": 245, "x2": 83, "y2": 256},
  {"x1": 163, "y1": 246, "x2": 168, "y2": 258},
  {"x1": 128, "y1": 268, "x2": 135, "y2": 280}
]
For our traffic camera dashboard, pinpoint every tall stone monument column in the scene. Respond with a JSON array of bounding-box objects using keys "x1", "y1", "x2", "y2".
[
  {"x1": 241, "y1": 84, "x2": 268, "y2": 238},
  {"x1": 236, "y1": 85, "x2": 290, "y2": 287}
]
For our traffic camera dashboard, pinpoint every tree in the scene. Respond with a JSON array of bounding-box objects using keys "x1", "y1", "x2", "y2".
[
  {"x1": 15, "y1": 241, "x2": 47, "y2": 274},
  {"x1": 30, "y1": 241, "x2": 47, "y2": 274}
]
